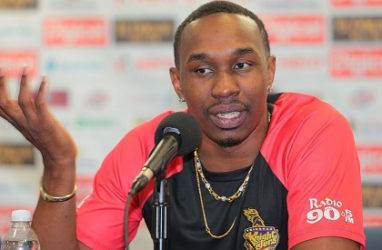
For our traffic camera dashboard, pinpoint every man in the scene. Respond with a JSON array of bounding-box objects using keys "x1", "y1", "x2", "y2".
[{"x1": 0, "y1": 1, "x2": 365, "y2": 249}]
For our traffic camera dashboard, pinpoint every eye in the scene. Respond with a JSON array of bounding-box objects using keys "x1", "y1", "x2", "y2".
[
  {"x1": 194, "y1": 67, "x2": 213, "y2": 74},
  {"x1": 234, "y1": 62, "x2": 251, "y2": 70}
]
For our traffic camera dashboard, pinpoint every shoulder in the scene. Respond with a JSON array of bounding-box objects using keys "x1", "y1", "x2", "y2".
[
  {"x1": 267, "y1": 92, "x2": 351, "y2": 142},
  {"x1": 262, "y1": 92, "x2": 355, "y2": 185},
  {"x1": 270, "y1": 92, "x2": 345, "y2": 124}
]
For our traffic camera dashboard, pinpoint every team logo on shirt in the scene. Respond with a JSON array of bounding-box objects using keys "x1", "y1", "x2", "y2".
[{"x1": 243, "y1": 208, "x2": 279, "y2": 250}]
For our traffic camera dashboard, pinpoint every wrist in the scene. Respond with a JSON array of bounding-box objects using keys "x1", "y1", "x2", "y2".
[
  {"x1": 41, "y1": 159, "x2": 76, "y2": 196},
  {"x1": 42, "y1": 152, "x2": 76, "y2": 168}
]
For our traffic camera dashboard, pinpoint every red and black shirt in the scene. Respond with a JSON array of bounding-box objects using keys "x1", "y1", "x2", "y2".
[{"x1": 77, "y1": 93, "x2": 365, "y2": 249}]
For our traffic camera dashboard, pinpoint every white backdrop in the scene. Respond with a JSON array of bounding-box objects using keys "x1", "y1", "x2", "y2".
[{"x1": 0, "y1": 0, "x2": 381, "y2": 246}]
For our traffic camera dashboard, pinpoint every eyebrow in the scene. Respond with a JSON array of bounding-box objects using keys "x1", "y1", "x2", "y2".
[
  {"x1": 233, "y1": 48, "x2": 260, "y2": 59},
  {"x1": 187, "y1": 53, "x2": 209, "y2": 64}
]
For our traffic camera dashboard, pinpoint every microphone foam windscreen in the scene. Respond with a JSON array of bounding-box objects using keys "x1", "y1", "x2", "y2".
[{"x1": 154, "y1": 112, "x2": 202, "y2": 156}]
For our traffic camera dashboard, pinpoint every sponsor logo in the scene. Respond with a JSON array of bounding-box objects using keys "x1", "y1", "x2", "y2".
[
  {"x1": 0, "y1": 51, "x2": 38, "y2": 78},
  {"x1": 243, "y1": 208, "x2": 279, "y2": 250},
  {"x1": 75, "y1": 117, "x2": 115, "y2": 128},
  {"x1": 333, "y1": 17, "x2": 382, "y2": 41},
  {"x1": 0, "y1": 144, "x2": 34, "y2": 166},
  {"x1": 331, "y1": 0, "x2": 382, "y2": 7},
  {"x1": 43, "y1": 18, "x2": 108, "y2": 46},
  {"x1": 0, "y1": 23, "x2": 38, "y2": 45},
  {"x1": 115, "y1": 20, "x2": 174, "y2": 43},
  {"x1": 280, "y1": 55, "x2": 323, "y2": 70},
  {"x1": 330, "y1": 48, "x2": 382, "y2": 78},
  {"x1": 135, "y1": 57, "x2": 173, "y2": 70},
  {"x1": 114, "y1": 55, "x2": 173, "y2": 73},
  {"x1": 358, "y1": 146, "x2": 382, "y2": 174},
  {"x1": 261, "y1": 0, "x2": 320, "y2": 8},
  {"x1": 0, "y1": 0, "x2": 37, "y2": 9},
  {"x1": 44, "y1": 56, "x2": 105, "y2": 74},
  {"x1": 275, "y1": 50, "x2": 325, "y2": 78},
  {"x1": 362, "y1": 183, "x2": 382, "y2": 208},
  {"x1": 306, "y1": 198, "x2": 354, "y2": 224},
  {"x1": 48, "y1": 0, "x2": 98, "y2": 9},
  {"x1": 262, "y1": 15, "x2": 325, "y2": 44}
]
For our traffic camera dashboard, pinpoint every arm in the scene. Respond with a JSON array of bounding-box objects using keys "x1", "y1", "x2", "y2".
[
  {"x1": 292, "y1": 237, "x2": 360, "y2": 250},
  {"x1": 0, "y1": 68, "x2": 87, "y2": 249}
]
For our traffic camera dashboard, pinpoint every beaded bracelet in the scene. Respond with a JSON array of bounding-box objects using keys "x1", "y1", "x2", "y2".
[{"x1": 40, "y1": 180, "x2": 77, "y2": 202}]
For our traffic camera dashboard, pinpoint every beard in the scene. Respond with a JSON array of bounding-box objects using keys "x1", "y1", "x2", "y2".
[{"x1": 215, "y1": 136, "x2": 244, "y2": 148}]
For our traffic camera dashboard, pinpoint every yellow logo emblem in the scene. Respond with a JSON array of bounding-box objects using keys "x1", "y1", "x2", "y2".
[{"x1": 243, "y1": 208, "x2": 280, "y2": 250}]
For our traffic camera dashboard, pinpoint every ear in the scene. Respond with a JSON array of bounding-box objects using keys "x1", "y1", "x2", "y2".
[
  {"x1": 169, "y1": 67, "x2": 185, "y2": 99},
  {"x1": 266, "y1": 56, "x2": 276, "y2": 88}
]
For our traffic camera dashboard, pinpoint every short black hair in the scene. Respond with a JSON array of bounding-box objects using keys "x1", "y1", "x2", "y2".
[{"x1": 173, "y1": 1, "x2": 270, "y2": 68}]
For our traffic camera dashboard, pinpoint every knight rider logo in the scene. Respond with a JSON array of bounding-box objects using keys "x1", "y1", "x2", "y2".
[{"x1": 243, "y1": 208, "x2": 279, "y2": 250}]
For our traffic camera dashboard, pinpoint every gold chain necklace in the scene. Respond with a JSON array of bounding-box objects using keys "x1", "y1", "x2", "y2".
[
  {"x1": 194, "y1": 150, "x2": 254, "y2": 238},
  {"x1": 194, "y1": 111, "x2": 271, "y2": 239},
  {"x1": 194, "y1": 150, "x2": 253, "y2": 202}
]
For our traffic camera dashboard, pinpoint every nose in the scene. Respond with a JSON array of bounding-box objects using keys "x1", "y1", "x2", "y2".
[{"x1": 211, "y1": 71, "x2": 240, "y2": 99}]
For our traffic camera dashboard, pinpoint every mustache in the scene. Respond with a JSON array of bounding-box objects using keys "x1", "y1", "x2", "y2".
[{"x1": 205, "y1": 98, "x2": 250, "y2": 114}]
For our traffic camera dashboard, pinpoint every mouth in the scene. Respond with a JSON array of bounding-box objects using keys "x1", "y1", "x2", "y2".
[
  {"x1": 208, "y1": 105, "x2": 248, "y2": 129},
  {"x1": 216, "y1": 111, "x2": 241, "y2": 119}
]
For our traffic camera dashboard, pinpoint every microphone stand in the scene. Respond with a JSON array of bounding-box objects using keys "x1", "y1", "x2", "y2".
[{"x1": 152, "y1": 168, "x2": 170, "y2": 250}]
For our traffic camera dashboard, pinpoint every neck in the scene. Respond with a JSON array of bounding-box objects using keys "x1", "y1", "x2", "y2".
[{"x1": 197, "y1": 112, "x2": 269, "y2": 172}]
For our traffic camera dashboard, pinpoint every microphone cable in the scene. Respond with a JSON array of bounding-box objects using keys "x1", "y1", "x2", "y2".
[{"x1": 124, "y1": 193, "x2": 133, "y2": 250}]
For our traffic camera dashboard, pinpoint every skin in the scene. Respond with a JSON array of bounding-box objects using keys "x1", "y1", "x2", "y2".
[{"x1": 0, "y1": 13, "x2": 360, "y2": 250}]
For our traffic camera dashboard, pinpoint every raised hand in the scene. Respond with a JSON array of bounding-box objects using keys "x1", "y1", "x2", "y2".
[{"x1": 0, "y1": 68, "x2": 77, "y2": 168}]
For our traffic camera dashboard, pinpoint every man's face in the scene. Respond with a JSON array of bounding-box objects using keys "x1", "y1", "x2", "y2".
[{"x1": 170, "y1": 13, "x2": 276, "y2": 148}]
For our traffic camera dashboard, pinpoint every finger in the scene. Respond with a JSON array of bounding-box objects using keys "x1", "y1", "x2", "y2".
[
  {"x1": 18, "y1": 68, "x2": 38, "y2": 121},
  {"x1": 0, "y1": 100, "x2": 33, "y2": 141},
  {"x1": 0, "y1": 68, "x2": 16, "y2": 121},
  {"x1": 0, "y1": 68, "x2": 11, "y2": 106},
  {"x1": 0, "y1": 105, "x2": 23, "y2": 131},
  {"x1": 0, "y1": 69, "x2": 26, "y2": 125},
  {"x1": 35, "y1": 76, "x2": 50, "y2": 113}
]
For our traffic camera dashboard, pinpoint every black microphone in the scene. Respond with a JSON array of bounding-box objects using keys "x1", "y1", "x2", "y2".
[{"x1": 129, "y1": 112, "x2": 202, "y2": 196}]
